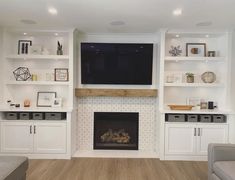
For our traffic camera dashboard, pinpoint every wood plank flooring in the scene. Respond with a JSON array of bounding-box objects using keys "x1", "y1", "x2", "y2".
[{"x1": 27, "y1": 158, "x2": 208, "y2": 180}]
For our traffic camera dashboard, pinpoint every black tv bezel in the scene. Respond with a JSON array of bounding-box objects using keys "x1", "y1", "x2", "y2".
[{"x1": 80, "y1": 42, "x2": 154, "y2": 85}]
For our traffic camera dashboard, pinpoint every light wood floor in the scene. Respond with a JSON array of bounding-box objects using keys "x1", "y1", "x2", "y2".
[{"x1": 27, "y1": 158, "x2": 208, "y2": 180}]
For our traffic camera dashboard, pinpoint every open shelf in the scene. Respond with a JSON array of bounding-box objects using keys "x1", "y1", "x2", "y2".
[
  {"x1": 164, "y1": 83, "x2": 223, "y2": 87},
  {"x1": 6, "y1": 81, "x2": 70, "y2": 86},
  {"x1": 6, "y1": 55, "x2": 69, "y2": 60},
  {"x1": 0, "y1": 106, "x2": 73, "y2": 112},
  {"x1": 161, "y1": 108, "x2": 232, "y2": 114},
  {"x1": 165, "y1": 56, "x2": 226, "y2": 62}
]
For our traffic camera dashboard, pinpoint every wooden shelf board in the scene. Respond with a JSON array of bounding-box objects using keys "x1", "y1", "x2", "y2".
[{"x1": 75, "y1": 88, "x2": 158, "y2": 97}]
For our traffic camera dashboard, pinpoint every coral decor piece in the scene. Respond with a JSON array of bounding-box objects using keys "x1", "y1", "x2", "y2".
[{"x1": 169, "y1": 45, "x2": 182, "y2": 56}]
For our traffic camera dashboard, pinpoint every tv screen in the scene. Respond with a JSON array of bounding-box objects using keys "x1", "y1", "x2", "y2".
[{"x1": 81, "y1": 43, "x2": 153, "y2": 85}]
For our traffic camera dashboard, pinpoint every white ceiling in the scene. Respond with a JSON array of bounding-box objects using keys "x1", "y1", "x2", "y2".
[{"x1": 0, "y1": 0, "x2": 235, "y2": 33}]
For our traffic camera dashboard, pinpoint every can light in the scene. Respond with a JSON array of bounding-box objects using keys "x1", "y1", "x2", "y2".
[
  {"x1": 173, "y1": 9, "x2": 182, "y2": 16},
  {"x1": 48, "y1": 7, "x2": 58, "y2": 15}
]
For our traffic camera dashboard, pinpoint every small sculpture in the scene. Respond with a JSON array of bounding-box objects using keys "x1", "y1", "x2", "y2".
[
  {"x1": 57, "y1": 41, "x2": 63, "y2": 55},
  {"x1": 13, "y1": 67, "x2": 31, "y2": 81},
  {"x1": 169, "y1": 45, "x2": 182, "y2": 56}
]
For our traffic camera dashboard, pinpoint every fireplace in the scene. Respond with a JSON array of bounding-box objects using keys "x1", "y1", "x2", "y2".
[{"x1": 94, "y1": 112, "x2": 139, "y2": 150}]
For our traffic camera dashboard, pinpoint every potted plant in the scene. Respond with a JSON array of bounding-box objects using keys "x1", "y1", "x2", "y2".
[{"x1": 185, "y1": 73, "x2": 194, "y2": 83}]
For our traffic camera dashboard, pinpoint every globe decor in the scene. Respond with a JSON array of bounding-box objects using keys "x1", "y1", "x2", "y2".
[{"x1": 13, "y1": 67, "x2": 31, "y2": 81}]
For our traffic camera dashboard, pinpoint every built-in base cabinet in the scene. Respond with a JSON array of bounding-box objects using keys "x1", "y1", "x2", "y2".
[
  {"x1": 165, "y1": 123, "x2": 228, "y2": 157},
  {"x1": 0, "y1": 121, "x2": 66, "y2": 154}
]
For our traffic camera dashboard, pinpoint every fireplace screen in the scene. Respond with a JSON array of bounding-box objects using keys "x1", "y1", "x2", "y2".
[{"x1": 94, "y1": 112, "x2": 139, "y2": 150}]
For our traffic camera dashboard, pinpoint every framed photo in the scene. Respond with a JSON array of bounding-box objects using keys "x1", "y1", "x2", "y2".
[
  {"x1": 208, "y1": 51, "x2": 216, "y2": 57},
  {"x1": 52, "y1": 97, "x2": 62, "y2": 107},
  {"x1": 54, "y1": 68, "x2": 69, "y2": 81},
  {"x1": 186, "y1": 43, "x2": 206, "y2": 57},
  {"x1": 18, "y1": 40, "x2": 32, "y2": 54},
  {"x1": 37, "y1": 92, "x2": 56, "y2": 107},
  {"x1": 186, "y1": 97, "x2": 201, "y2": 110}
]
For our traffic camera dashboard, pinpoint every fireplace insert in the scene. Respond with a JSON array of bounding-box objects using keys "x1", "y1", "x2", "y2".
[{"x1": 94, "y1": 112, "x2": 139, "y2": 150}]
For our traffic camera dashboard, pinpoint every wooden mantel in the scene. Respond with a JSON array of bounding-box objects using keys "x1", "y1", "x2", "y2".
[{"x1": 75, "y1": 88, "x2": 158, "y2": 97}]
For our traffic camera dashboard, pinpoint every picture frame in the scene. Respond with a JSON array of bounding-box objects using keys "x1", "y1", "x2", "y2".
[
  {"x1": 186, "y1": 97, "x2": 201, "y2": 110},
  {"x1": 186, "y1": 43, "x2": 206, "y2": 57},
  {"x1": 18, "y1": 40, "x2": 32, "y2": 54},
  {"x1": 54, "y1": 68, "x2": 69, "y2": 81},
  {"x1": 37, "y1": 92, "x2": 57, "y2": 107},
  {"x1": 52, "y1": 97, "x2": 62, "y2": 107},
  {"x1": 208, "y1": 51, "x2": 216, "y2": 57}
]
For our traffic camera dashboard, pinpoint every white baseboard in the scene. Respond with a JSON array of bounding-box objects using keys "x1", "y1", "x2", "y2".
[{"x1": 73, "y1": 150, "x2": 158, "y2": 158}]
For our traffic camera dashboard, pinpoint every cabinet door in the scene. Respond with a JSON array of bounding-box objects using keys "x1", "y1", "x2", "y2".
[
  {"x1": 0, "y1": 122, "x2": 33, "y2": 153},
  {"x1": 33, "y1": 122, "x2": 66, "y2": 153},
  {"x1": 165, "y1": 123, "x2": 196, "y2": 155},
  {"x1": 196, "y1": 124, "x2": 228, "y2": 155}
]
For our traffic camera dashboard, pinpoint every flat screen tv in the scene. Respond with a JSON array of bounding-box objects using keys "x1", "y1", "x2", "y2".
[{"x1": 81, "y1": 43, "x2": 153, "y2": 85}]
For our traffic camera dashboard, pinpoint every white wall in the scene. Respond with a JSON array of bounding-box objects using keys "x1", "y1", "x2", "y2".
[
  {"x1": 0, "y1": 27, "x2": 3, "y2": 104},
  {"x1": 76, "y1": 33, "x2": 161, "y2": 155},
  {"x1": 231, "y1": 32, "x2": 235, "y2": 110}
]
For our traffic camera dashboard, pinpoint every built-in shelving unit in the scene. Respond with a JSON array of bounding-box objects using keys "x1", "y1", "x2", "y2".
[
  {"x1": 159, "y1": 29, "x2": 232, "y2": 161},
  {"x1": 0, "y1": 28, "x2": 78, "y2": 159}
]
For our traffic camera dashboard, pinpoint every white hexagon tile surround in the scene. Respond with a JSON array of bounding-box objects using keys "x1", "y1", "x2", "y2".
[{"x1": 77, "y1": 97, "x2": 159, "y2": 154}]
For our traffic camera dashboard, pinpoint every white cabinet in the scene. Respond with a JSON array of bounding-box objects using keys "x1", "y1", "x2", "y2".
[
  {"x1": 0, "y1": 121, "x2": 66, "y2": 154},
  {"x1": 34, "y1": 122, "x2": 66, "y2": 153},
  {"x1": 165, "y1": 123, "x2": 228, "y2": 156},
  {"x1": 165, "y1": 124, "x2": 196, "y2": 155},
  {"x1": 196, "y1": 125, "x2": 228, "y2": 155},
  {"x1": 0, "y1": 122, "x2": 33, "y2": 153}
]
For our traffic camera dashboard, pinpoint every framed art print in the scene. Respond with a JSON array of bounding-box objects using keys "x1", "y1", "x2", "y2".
[
  {"x1": 54, "y1": 68, "x2": 69, "y2": 81},
  {"x1": 186, "y1": 43, "x2": 206, "y2": 57},
  {"x1": 18, "y1": 40, "x2": 32, "y2": 54},
  {"x1": 37, "y1": 92, "x2": 56, "y2": 107}
]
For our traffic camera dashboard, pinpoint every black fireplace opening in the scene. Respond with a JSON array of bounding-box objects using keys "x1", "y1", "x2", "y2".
[{"x1": 94, "y1": 112, "x2": 139, "y2": 150}]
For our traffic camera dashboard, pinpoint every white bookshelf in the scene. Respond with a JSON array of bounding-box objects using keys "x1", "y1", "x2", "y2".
[
  {"x1": 160, "y1": 30, "x2": 230, "y2": 110},
  {"x1": 1, "y1": 29, "x2": 75, "y2": 108}
]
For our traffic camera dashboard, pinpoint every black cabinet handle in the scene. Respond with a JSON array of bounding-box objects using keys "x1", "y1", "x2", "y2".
[
  {"x1": 30, "y1": 125, "x2": 32, "y2": 134},
  {"x1": 34, "y1": 125, "x2": 36, "y2": 134}
]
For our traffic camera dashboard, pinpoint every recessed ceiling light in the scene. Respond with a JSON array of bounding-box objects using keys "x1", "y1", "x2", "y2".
[
  {"x1": 54, "y1": 33, "x2": 58, "y2": 36},
  {"x1": 205, "y1": 34, "x2": 209, "y2": 38},
  {"x1": 173, "y1": 9, "x2": 182, "y2": 16},
  {"x1": 196, "y1": 21, "x2": 212, "y2": 27},
  {"x1": 110, "y1": 21, "x2": 125, "y2": 26},
  {"x1": 20, "y1": 19, "x2": 37, "y2": 25},
  {"x1": 48, "y1": 7, "x2": 58, "y2": 15},
  {"x1": 23, "y1": 33, "x2": 27, "y2": 35},
  {"x1": 175, "y1": 34, "x2": 180, "y2": 38}
]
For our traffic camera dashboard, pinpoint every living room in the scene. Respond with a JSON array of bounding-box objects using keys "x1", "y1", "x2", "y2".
[{"x1": 0, "y1": 0, "x2": 235, "y2": 180}]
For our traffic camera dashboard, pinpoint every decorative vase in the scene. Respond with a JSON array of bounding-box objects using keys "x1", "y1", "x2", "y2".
[
  {"x1": 57, "y1": 50, "x2": 63, "y2": 55},
  {"x1": 186, "y1": 76, "x2": 194, "y2": 83}
]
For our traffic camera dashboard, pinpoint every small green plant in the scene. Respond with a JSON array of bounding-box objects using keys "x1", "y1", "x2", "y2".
[{"x1": 185, "y1": 73, "x2": 194, "y2": 77}]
